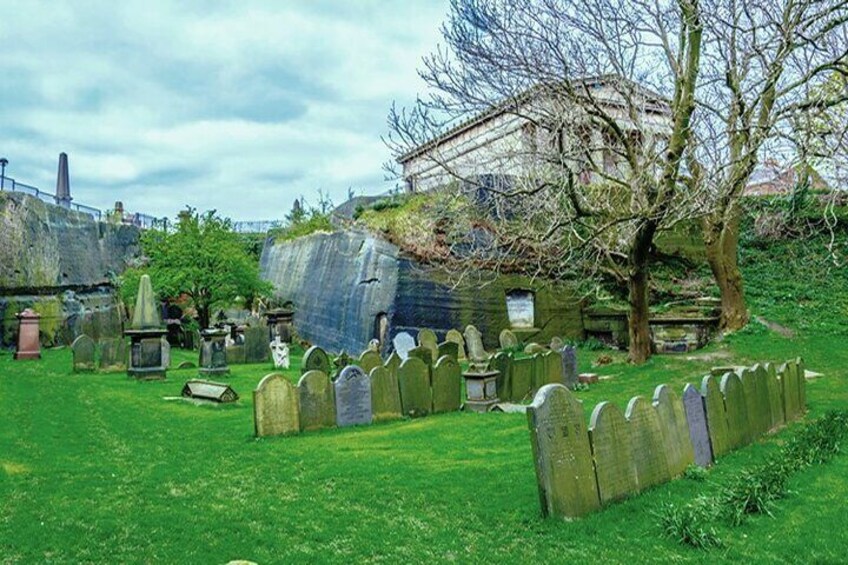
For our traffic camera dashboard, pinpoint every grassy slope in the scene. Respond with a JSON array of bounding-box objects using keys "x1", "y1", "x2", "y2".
[{"x1": 2, "y1": 230, "x2": 848, "y2": 562}]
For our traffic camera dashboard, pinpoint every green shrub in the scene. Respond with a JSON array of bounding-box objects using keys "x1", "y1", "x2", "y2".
[
  {"x1": 657, "y1": 499, "x2": 722, "y2": 549},
  {"x1": 683, "y1": 464, "x2": 709, "y2": 482}
]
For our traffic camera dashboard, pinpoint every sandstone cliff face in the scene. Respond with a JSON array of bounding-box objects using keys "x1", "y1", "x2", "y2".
[
  {"x1": 260, "y1": 229, "x2": 584, "y2": 354},
  {"x1": 0, "y1": 192, "x2": 140, "y2": 346}
]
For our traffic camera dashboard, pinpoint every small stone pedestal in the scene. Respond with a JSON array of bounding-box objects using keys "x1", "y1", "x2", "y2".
[
  {"x1": 14, "y1": 309, "x2": 41, "y2": 360},
  {"x1": 199, "y1": 329, "x2": 230, "y2": 378},
  {"x1": 462, "y1": 369, "x2": 500, "y2": 413},
  {"x1": 126, "y1": 329, "x2": 168, "y2": 380}
]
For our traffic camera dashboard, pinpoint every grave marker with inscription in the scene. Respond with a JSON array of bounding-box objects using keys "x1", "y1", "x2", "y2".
[
  {"x1": 499, "y1": 329, "x2": 519, "y2": 349},
  {"x1": 302, "y1": 346, "x2": 331, "y2": 375},
  {"x1": 625, "y1": 396, "x2": 671, "y2": 491},
  {"x1": 72, "y1": 334, "x2": 96, "y2": 373},
  {"x1": 393, "y1": 332, "x2": 416, "y2": 360},
  {"x1": 417, "y1": 329, "x2": 440, "y2": 364},
  {"x1": 298, "y1": 370, "x2": 336, "y2": 431},
  {"x1": 491, "y1": 352, "x2": 512, "y2": 402},
  {"x1": 254, "y1": 373, "x2": 300, "y2": 437},
  {"x1": 445, "y1": 329, "x2": 466, "y2": 360},
  {"x1": 561, "y1": 346, "x2": 578, "y2": 390},
  {"x1": 98, "y1": 338, "x2": 127, "y2": 372},
  {"x1": 511, "y1": 357, "x2": 534, "y2": 401},
  {"x1": 652, "y1": 385, "x2": 695, "y2": 477},
  {"x1": 589, "y1": 401, "x2": 638, "y2": 504},
  {"x1": 432, "y1": 356, "x2": 461, "y2": 413},
  {"x1": 682, "y1": 384, "x2": 713, "y2": 467},
  {"x1": 701, "y1": 374, "x2": 731, "y2": 458},
  {"x1": 721, "y1": 372, "x2": 751, "y2": 449},
  {"x1": 370, "y1": 366, "x2": 402, "y2": 422},
  {"x1": 334, "y1": 365, "x2": 372, "y2": 427},
  {"x1": 358, "y1": 350, "x2": 383, "y2": 375},
  {"x1": 398, "y1": 357, "x2": 431, "y2": 418}
]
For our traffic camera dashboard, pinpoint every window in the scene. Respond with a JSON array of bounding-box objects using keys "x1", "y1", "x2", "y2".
[{"x1": 506, "y1": 289, "x2": 535, "y2": 329}]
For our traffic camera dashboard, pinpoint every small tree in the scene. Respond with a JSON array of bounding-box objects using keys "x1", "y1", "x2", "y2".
[{"x1": 123, "y1": 209, "x2": 272, "y2": 329}]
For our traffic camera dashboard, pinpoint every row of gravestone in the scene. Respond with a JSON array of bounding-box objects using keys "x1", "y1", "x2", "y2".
[
  {"x1": 254, "y1": 355, "x2": 463, "y2": 437},
  {"x1": 490, "y1": 350, "x2": 564, "y2": 402},
  {"x1": 527, "y1": 359, "x2": 807, "y2": 519},
  {"x1": 392, "y1": 328, "x2": 467, "y2": 362},
  {"x1": 71, "y1": 334, "x2": 171, "y2": 373}
]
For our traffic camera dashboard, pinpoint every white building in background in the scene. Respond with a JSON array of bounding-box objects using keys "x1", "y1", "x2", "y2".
[{"x1": 397, "y1": 76, "x2": 673, "y2": 193}]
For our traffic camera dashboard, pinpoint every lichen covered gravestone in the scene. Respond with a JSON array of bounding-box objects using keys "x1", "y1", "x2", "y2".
[
  {"x1": 334, "y1": 365, "x2": 372, "y2": 428},
  {"x1": 625, "y1": 396, "x2": 671, "y2": 491},
  {"x1": 392, "y1": 332, "x2": 416, "y2": 361},
  {"x1": 369, "y1": 366, "x2": 402, "y2": 422},
  {"x1": 432, "y1": 356, "x2": 461, "y2": 413},
  {"x1": 243, "y1": 325, "x2": 270, "y2": 364},
  {"x1": 762, "y1": 363, "x2": 785, "y2": 429},
  {"x1": 72, "y1": 334, "x2": 96, "y2": 372},
  {"x1": 417, "y1": 329, "x2": 439, "y2": 364},
  {"x1": 561, "y1": 346, "x2": 578, "y2": 390},
  {"x1": 302, "y1": 346, "x2": 331, "y2": 375},
  {"x1": 589, "y1": 401, "x2": 638, "y2": 504},
  {"x1": 384, "y1": 351, "x2": 402, "y2": 381},
  {"x1": 499, "y1": 329, "x2": 518, "y2": 349},
  {"x1": 527, "y1": 384, "x2": 600, "y2": 519},
  {"x1": 437, "y1": 340, "x2": 459, "y2": 361},
  {"x1": 511, "y1": 357, "x2": 534, "y2": 401},
  {"x1": 720, "y1": 372, "x2": 751, "y2": 450},
  {"x1": 701, "y1": 374, "x2": 731, "y2": 458},
  {"x1": 652, "y1": 385, "x2": 695, "y2": 477},
  {"x1": 298, "y1": 370, "x2": 336, "y2": 431},
  {"x1": 463, "y1": 325, "x2": 489, "y2": 371},
  {"x1": 445, "y1": 329, "x2": 466, "y2": 360},
  {"x1": 98, "y1": 337, "x2": 127, "y2": 372},
  {"x1": 253, "y1": 373, "x2": 300, "y2": 437},
  {"x1": 358, "y1": 350, "x2": 383, "y2": 375},
  {"x1": 398, "y1": 357, "x2": 431, "y2": 418},
  {"x1": 543, "y1": 351, "x2": 561, "y2": 386},
  {"x1": 680, "y1": 384, "x2": 712, "y2": 467},
  {"x1": 491, "y1": 352, "x2": 512, "y2": 402}
]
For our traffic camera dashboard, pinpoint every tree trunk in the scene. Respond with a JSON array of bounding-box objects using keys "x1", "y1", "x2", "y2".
[
  {"x1": 703, "y1": 209, "x2": 748, "y2": 331},
  {"x1": 628, "y1": 222, "x2": 656, "y2": 364}
]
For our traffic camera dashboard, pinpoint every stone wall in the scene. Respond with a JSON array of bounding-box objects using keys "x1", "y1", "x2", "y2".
[
  {"x1": 0, "y1": 192, "x2": 140, "y2": 347},
  {"x1": 259, "y1": 229, "x2": 585, "y2": 354}
]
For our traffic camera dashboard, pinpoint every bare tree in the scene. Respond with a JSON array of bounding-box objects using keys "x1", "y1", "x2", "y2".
[
  {"x1": 386, "y1": 0, "x2": 703, "y2": 363},
  {"x1": 691, "y1": 0, "x2": 848, "y2": 330}
]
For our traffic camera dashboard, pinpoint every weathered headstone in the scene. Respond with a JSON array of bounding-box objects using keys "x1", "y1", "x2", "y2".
[
  {"x1": 763, "y1": 363, "x2": 785, "y2": 429},
  {"x1": 384, "y1": 351, "x2": 402, "y2": 381},
  {"x1": 795, "y1": 357, "x2": 807, "y2": 415},
  {"x1": 98, "y1": 338, "x2": 127, "y2": 371},
  {"x1": 652, "y1": 385, "x2": 695, "y2": 477},
  {"x1": 531, "y1": 353, "x2": 547, "y2": 390},
  {"x1": 253, "y1": 373, "x2": 300, "y2": 437},
  {"x1": 720, "y1": 372, "x2": 751, "y2": 450},
  {"x1": 72, "y1": 334, "x2": 96, "y2": 373},
  {"x1": 161, "y1": 337, "x2": 171, "y2": 369},
  {"x1": 499, "y1": 329, "x2": 519, "y2": 349},
  {"x1": 333, "y1": 351, "x2": 353, "y2": 373},
  {"x1": 417, "y1": 329, "x2": 439, "y2": 364},
  {"x1": 445, "y1": 329, "x2": 466, "y2": 360},
  {"x1": 369, "y1": 366, "x2": 402, "y2": 422},
  {"x1": 491, "y1": 352, "x2": 512, "y2": 402},
  {"x1": 561, "y1": 346, "x2": 578, "y2": 390},
  {"x1": 543, "y1": 351, "x2": 560, "y2": 386},
  {"x1": 398, "y1": 357, "x2": 431, "y2": 418},
  {"x1": 524, "y1": 343, "x2": 546, "y2": 355},
  {"x1": 589, "y1": 401, "x2": 638, "y2": 504},
  {"x1": 177, "y1": 361, "x2": 196, "y2": 369},
  {"x1": 270, "y1": 338, "x2": 290, "y2": 369},
  {"x1": 625, "y1": 396, "x2": 671, "y2": 491},
  {"x1": 14, "y1": 308, "x2": 41, "y2": 360},
  {"x1": 408, "y1": 346, "x2": 433, "y2": 370},
  {"x1": 511, "y1": 357, "x2": 534, "y2": 401},
  {"x1": 748, "y1": 365, "x2": 772, "y2": 436},
  {"x1": 432, "y1": 356, "x2": 461, "y2": 413},
  {"x1": 298, "y1": 370, "x2": 336, "y2": 431},
  {"x1": 358, "y1": 350, "x2": 383, "y2": 375},
  {"x1": 334, "y1": 365, "x2": 372, "y2": 428},
  {"x1": 527, "y1": 384, "x2": 600, "y2": 518},
  {"x1": 200, "y1": 329, "x2": 230, "y2": 377},
  {"x1": 243, "y1": 326, "x2": 270, "y2": 364},
  {"x1": 549, "y1": 336, "x2": 564, "y2": 352},
  {"x1": 682, "y1": 384, "x2": 713, "y2": 467},
  {"x1": 780, "y1": 361, "x2": 802, "y2": 422},
  {"x1": 302, "y1": 345, "x2": 331, "y2": 375},
  {"x1": 739, "y1": 368, "x2": 764, "y2": 438},
  {"x1": 392, "y1": 332, "x2": 415, "y2": 361},
  {"x1": 700, "y1": 374, "x2": 731, "y2": 458},
  {"x1": 226, "y1": 344, "x2": 246, "y2": 365},
  {"x1": 437, "y1": 340, "x2": 459, "y2": 361}
]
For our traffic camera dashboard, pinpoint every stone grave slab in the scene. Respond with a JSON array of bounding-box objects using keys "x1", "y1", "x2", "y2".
[
  {"x1": 589, "y1": 401, "x2": 638, "y2": 504},
  {"x1": 499, "y1": 329, "x2": 518, "y2": 349},
  {"x1": 161, "y1": 337, "x2": 171, "y2": 369},
  {"x1": 491, "y1": 352, "x2": 512, "y2": 402},
  {"x1": 408, "y1": 346, "x2": 433, "y2": 369},
  {"x1": 511, "y1": 357, "x2": 533, "y2": 401},
  {"x1": 561, "y1": 346, "x2": 578, "y2": 390},
  {"x1": 253, "y1": 373, "x2": 299, "y2": 437},
  {"x1": 98, "y1": 337, "x2": 127, "y2": 372},
  {"x1": 682, "y1": 384, "x2": 713, "y2": 467},
  {"x1": 298, "y1": 370, "x2": 336, "y2": 431},
  {"x1": 334, "y1": 365, "x2": 372, "y2": 428},
  {"x1": 417, "y1": 329, "x2": 439, "y2": 364},
  {"x1": 369, "y1": 366, "x2": 402, "y2": 422},
  {"x1": 543, "y1": 351, "x2": 560, "y2": 386},
  {"x1": 384, "y1": 351, "x2": 402, "y2": 380},
  {"x1": 392, "y1": 332, "x2": 416, "y2": 360},
  {"x1": 432, "y1": 356, "x2": 461, "y2": 413},
  {"x1": 531, "y1": 353, "x2": 547, "y2": 390},
  {"x1": 243, "y1": 326, "x2": 270, "y2": 364},
  {"x1": 625, "y1": 396, "x2": 671, "y2": 491},
  {"x1": 720, "y1": 372, "x2": 751, "y2": 450},
  {"x1": 796, "y1": 357, "x2": 807, "y2": 414},
  {"x1": 398, "y1": 357, "x2": 431, "y2": 418},
  {"x1": 740, "y1": 368, "x2": 765, "y2": 439},
  {"x1": 763, "y1": 363, "x2": 784, "y2": 429},
  {"x1": 358, "y1": 350, "x2": 383, "y2": 375},
  {"x1": 226, "y1": 344, "x2": 246, "y2": 365},
  {"x1": 437, "y1": 340, "x2": 459, "y2": 361},
  {"x1": 445, "y1": 329, "x2": 466, "y2": 360},
  {"x1": 302, "y1": 345, "x2": 331, "y2": 375},
  {"x1": 181, "y1": 380, "x2": 239, "y2": 403},
  {"x1": 524, "y1": 343, "x2": 546, "y2": 355},
  {"x1": 652, "y1": 385, "x2": 695, "y2": 477},
  {"x1": 700, "y1": 374, "x2": 731, "y2": 458},
  {"x1": 780, "y1": 361, "x2": 801, "y2": 422},
  {"x1": 527, "y1": 384, "x2": 600, "y2": 519},
  {"x1": 72, "y1": 334, "x2": 96, "y2": 373}
]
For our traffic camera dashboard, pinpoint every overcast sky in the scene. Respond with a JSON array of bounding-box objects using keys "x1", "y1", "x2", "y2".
[{"x1": 0, "y1": 1, "x2": 447, "y2": 220}]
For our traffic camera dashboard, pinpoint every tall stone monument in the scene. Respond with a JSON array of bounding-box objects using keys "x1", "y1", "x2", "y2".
[
  {"x1": 124, "y1": 275, "x2": 168, "y2": 380},
  {"x1": 14, "y1": 308, "x2": 41, "y2": 360},
  {"x1": 55, "y1": 152, "x2": 72, "y2": 208}
]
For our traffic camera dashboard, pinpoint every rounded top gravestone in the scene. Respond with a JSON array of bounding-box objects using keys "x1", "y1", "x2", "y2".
[
  {"x1": 334, "y1": 365, "x2": 372, "y2": 428},
  {"x1": 302, "y1": 345, "x2": 331, "y2": 375}
]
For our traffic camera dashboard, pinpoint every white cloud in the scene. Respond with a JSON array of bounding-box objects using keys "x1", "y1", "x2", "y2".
[{"x1": 0, "y1": 0, "x2": 448, "y2": 220}]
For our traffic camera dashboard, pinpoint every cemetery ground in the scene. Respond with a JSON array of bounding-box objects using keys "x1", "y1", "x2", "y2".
[{"x1": 1, "y1": 326, "x2": 847, "y2": 563}]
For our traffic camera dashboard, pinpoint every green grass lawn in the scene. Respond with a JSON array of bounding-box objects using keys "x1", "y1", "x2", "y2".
[{"x1": 2, "y1": 321, "x2": 847, "y2": 563}]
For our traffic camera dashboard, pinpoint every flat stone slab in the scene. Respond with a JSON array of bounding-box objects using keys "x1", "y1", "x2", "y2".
[{"x1": 181, "y1": 380, "x2": 239, "y2": 403}]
